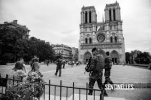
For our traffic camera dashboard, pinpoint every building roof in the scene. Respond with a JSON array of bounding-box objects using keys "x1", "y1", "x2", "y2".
[
  {"x1": 82, "y1": 6, "x2": 95, "y2": 10},
  {"x1": 106, "y1": 1, "x2": 119, "y2": 7}
]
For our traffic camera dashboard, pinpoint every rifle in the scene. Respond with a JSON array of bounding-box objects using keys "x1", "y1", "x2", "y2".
[{"x1": 84, "y1": 57, "x2": 92, "y2": 74}]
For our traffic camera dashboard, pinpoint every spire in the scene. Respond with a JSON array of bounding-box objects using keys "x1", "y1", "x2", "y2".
[{"x1": 115, "y1": 0, "x2": 119, "y2": 6}]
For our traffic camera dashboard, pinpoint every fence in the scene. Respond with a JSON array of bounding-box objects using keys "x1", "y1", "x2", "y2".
[
  {"x1": 0, "y1": 74, "x2": 23, "y2": 97},
  {"x1": 0, "y1": 74, "x2": 104, "y2": 100}
]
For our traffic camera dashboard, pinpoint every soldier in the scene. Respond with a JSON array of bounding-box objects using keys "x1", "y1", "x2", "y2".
[
  {"x1": 55, "y1": 56, "x2": 62, "y2": 77},
  {"x1": 85, "y1": 48, "x2": 108, "y2": 96},
  {"x1": 104, "y1": 52, "x2": 113, "y2": 85}
]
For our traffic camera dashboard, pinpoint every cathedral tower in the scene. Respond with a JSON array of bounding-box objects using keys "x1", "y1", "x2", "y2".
[
  {"x1": 79, "y1": 2, "x2": 125, "y2": 64},
  {"x1": 81, "y1": 6, "x2": 97, "y2": 24}
]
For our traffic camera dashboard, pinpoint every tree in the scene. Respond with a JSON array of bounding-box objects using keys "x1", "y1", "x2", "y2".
[
  {"x1": 0, "y1": 21, "x2": 55, "y2": 64},
  {"x1": 135, "y1": 52, "x2": 151, "y2": 64},
  {"x1": 0, "y1": 21, "x2": 29, "y2": 64},
  {"x1": 125, "y1": 52, "x2": 130, "y2": 64},
  {"x1": 125, "y1": 50, "x2": 151, "y2": 65}
]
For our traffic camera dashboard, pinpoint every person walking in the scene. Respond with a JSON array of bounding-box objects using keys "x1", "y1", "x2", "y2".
[
  {"x1": 104, "y1": 52, "x2": 113, "y2": 85},
  {"x1": 55, "y1": 57, "x2": 62, "y2": 77},
  {"x1": 46, "y1": 60, "x2": 49, "y2": 66},
  {"x1": 30, "y1": 55, "x2": 39, "y2": 66},
  {"x1": 85, "y1": 48, "x2": 108, "y2": 96},
  {"x1": 27, "y1": 58, "x2": 45, "y2": 100},
  {"x1": 62, "y1": 59, "x2": 66, "y2": 69},
  {"x1": 28, "y1": 58, "x2": 44, "y2": 82}
]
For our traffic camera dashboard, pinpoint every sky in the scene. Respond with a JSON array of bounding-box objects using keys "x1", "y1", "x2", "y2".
[{"x1": 0, "y1": 0, "x2": 151, "y2": 53}]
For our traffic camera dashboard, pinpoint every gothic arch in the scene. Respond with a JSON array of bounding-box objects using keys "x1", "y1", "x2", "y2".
[
  {"x1": 113, "y1": 8, "x2": 116, "y2": 21},
  {"x1": 109, "y1": 8, "x2": 112, "y2": 21},
  {"x1": 89, "y1": 38, "x2": 92, "y2": 44},
  {"x1": 115, "y1": 36, "x2": 118, "y2": 43},
  {"x1": 111, "y1": 50, "x2": 119, "y2": 64},
  {"x1": 110, "y1": 36, "x2": 113, "y2": 43},
  {"x1": 85, "y1": 38, "x2": 88, "y2": 44},
  {"x1": 89, "y1": 11, "x2": 91, "y2": 23},
  {"x1": 112, "y1": 33, "x2": 116, "y2": 36},
  {"x1": 85, "y1": 11, "x2": 88, "y2": 23},
  {"x1": 84, "y1": 51, "x2": 92, "y2": 64}
]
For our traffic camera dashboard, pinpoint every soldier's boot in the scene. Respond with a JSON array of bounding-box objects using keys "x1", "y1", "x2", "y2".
[
  {"x1": 88, "y1": 90, "x2": 93, "y2": 95},
  {"x1": 104, "y1": 80, "x2": 108, "y2": 84},
  {"x1": 105, "y1": 78, "x2": 114, "y2": 91},
  {"x1": 108, "y1": 77, "x2": 113, "y2": 84},
  {"x1": 103, "y1": 89, "x2": 108, "y2": 96},
  {"x1": 101, "y1": 84, "x2": 108, "y2": 96}
]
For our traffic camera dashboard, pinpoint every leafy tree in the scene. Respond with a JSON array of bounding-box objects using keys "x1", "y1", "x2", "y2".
[
  {"x1": 125, "y1": 50, "x2": 151, "y2": 64},
  {"x1": 0, "y1": 21, "x2": 55, "y2": 64},
  {"x1": 0, "y1": 22, "x2": 29, "y2": 64},
  {"x1": 125, "y1": 52, "x2": 130, "y2": 64},
  {"x1": 135, "y1": 52, "x2": 151, "y2": 64}
]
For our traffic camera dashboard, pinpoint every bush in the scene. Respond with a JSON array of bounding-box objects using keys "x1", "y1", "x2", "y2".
[{"x1": 3, "y1": 72, "x2": 45, "y2": 100}]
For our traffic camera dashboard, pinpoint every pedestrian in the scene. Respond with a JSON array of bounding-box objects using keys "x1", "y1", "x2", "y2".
[
  {"x1": 12, "y1": 57, "x2": 26, "y2": 81},
  {"x1": 30, "y1": 55, "x2": 39, "y2": 66},
  {"x1": 46, "y1": 60, "x2": 49, "y2": 66},
  {"x1": 62, "y1": 59, "x2": 66, "y2": 69},
  {"x1": 28, "y1": 58, "x2": 44, "y2": 82},
  {"x1": 55, "y1": 56, "x2": 62, "y2": 77},
  {"x1": 104, "y1": 52, "x2": 114, "y2": 86},
  {"x1": 85, "y1": 48, "x2": 108, "y2": 96},
  {"x1": 27, "y1": 58, "x2": 45, "y2": 100}
]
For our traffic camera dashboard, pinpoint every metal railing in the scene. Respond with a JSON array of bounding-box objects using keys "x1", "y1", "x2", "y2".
[{"x1": 0, "y1": 74, "x2": 104, "y2": 100}]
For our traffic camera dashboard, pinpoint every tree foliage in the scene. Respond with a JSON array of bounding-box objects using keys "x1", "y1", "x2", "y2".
[
  {"x1": 0, "y1": 21, "x2": 55, "y2": 64},
  {"x1": 125, "y1": 50, "x2": 151, "y2": 64}
]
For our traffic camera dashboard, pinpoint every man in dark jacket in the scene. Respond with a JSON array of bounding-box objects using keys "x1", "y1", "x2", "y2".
[
  {"x1": 86, "y1": 48, "x2": 107, "y2": 96},
  {"x1": 55, "y1": 57, "x2": 62, "y2": 77},
  {"x1": 62, "y1": 59, "x2": 66, "y2": 69}
]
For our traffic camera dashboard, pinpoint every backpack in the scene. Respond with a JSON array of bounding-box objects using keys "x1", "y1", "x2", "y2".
[
  {"x1": 85, "y1": 55, "x2": 104, "y2": 72},
  {"x1": 95, "y1": 54, "x2": 105, "y2": 71},
  {"x1": 85, "y1": 57, "x2": 93, "y2": 72}
]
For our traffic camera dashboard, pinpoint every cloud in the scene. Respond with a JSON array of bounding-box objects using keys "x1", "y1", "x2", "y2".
[
  {"x1": 0, "y1": 0, "x2": 151, "y2": 53},
  {"x1": 61, "y1": 29, "x2": 79, "y2": 47}
]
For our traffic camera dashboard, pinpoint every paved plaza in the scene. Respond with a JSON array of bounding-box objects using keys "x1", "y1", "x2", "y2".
[{"x1": 0, "y1": 63, "x2": 151, "y2": 100}]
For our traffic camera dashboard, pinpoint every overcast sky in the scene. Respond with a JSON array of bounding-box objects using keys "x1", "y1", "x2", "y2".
[{"x1": 0, "y1": 0, "x2": 151, "y2": 53}]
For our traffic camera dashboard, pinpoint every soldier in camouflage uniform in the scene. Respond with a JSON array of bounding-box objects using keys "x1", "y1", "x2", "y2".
[
  {"x1": 104, "y1": 52, "x2": 113, "y2": 85},
  {"x1": 85, "y1": 48, "x2": 108, "y2": 96}
]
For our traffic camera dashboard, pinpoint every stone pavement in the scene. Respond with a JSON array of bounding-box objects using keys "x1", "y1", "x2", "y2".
[
  {"x1": 0, "y1": 64, "x2": 151, "y2": 100},
  {"x1": 40, "y1": 94, "x2": 127, "y2": 100},
  {"x1": 40, "y1": 64, "x2": 151, "y2": 100}
]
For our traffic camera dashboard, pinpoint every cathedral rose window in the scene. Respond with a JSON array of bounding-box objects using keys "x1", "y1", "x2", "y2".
[{"x1": 97, "y1": 33, "x2": 105, "y2": 43}]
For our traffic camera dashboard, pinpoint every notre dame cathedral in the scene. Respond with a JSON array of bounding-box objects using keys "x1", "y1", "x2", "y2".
[{"x1": 78, "y1": 2, "x2": 125, "y2": 64}]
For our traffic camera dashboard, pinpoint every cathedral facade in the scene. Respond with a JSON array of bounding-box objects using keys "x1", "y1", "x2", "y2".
[{"x1": 78, "y1": 2, "x2": 125, "y2": 64}]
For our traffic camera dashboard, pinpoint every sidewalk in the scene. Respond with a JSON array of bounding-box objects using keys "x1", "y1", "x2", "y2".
[{"x1": 40, "y1": 94, "x2": 127, "y2": 100}]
